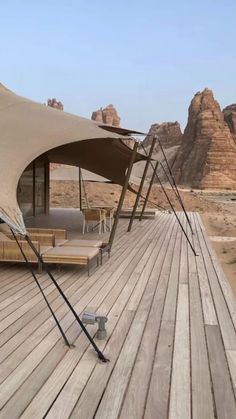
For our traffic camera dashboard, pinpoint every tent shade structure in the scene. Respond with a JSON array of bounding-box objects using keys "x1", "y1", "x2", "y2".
[
  {"x1": 50, "y1": 166, "x2": 109, "y2": 183},
  {"x1": 0, "y1": 83, "x2": 146, "y2": 234}
]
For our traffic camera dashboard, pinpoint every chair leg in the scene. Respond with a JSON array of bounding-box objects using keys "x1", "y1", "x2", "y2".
[
  {"x1": 38, "y1": 260, "x2": 43, "y2": 274},
  {"x1": 99, "y1": 221, "x2": 101, "y2": 235},
  {"x1": 100, "y1": 249, "x2": 103, "y2": 265},
  {"x1": 87, "y1": 260, "x2": 90, "y2": 277},
  {"x1": 83, "y1": 219, "x2": 85, "y2": 234}
]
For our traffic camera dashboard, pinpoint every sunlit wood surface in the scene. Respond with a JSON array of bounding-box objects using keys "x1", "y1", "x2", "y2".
[{"x1": 0, "y1": 212, "x2": 235, "y2": 418}]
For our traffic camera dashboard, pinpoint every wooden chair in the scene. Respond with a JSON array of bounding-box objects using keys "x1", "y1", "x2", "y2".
[
  {"x1": 102, "y1": 207, "x2": 115, "y2": 231},
  {"x1": 0, "y1": 231, "x2": 52, "y2": 264},
  {"x1": 82, "y1": 209, "x2": 106, "y2": 234},
  {"x1": 26, "y1": 228, "x2": 67, "y2": 246},
  {"x1": 0, "y1": 231, "x2": 100, "y2": 276}
]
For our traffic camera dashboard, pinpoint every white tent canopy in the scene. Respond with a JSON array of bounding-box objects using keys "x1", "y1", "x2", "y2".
[{"x1": 0, "y1": 84, "x2": 145, "y2": 234}]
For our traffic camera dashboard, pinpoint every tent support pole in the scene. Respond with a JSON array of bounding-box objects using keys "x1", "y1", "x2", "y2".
[
  {"x1": 140, "y1": 143, "x2": 197, "y2": 256},
  {"x1": 156, "y1": 136, "x2": 193, "y2": 234},
  {"x1": 79, "y1": 167, "x2": 82, "y2": 210},
  {"x1": 127, "y1": 136, "x2": 156, "y2": 232},
  {"x1": 139, "y1": 161, "x2": 159, "y2": 221},
  {"x1": 10, "y1": 229, "x2": 71, "y2": 347},
  {"x1": 108, "y1": 141, "x2": 139, "y2": 249},
  {"x1": 20, "y1": 234, "x2": 109, "y2": 362}
]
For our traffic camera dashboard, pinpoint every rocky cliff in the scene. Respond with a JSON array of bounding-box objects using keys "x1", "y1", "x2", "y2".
[
  {"x1": 142, "y1": 122, "x2": 182, "y2": 152},
  {"x1": 223, "y1": 104, "x2": 236, "y2": 142},
  {"x1": 47, "y1": 98, "x2": 64, "y2": 110},
  {"x1": 91, "y1": 104, "x2": 120, "y2": 127},
  {"x1": 134, "y1": 122, "x2": 182, "y2": 182},
  {"x1": 172, "y1": 89, "x2": 236, "y2": 189}
]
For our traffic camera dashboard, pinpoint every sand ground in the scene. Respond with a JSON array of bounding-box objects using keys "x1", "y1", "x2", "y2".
[{"x1": 50, "y1": 181, "x2": 236, "y2": 296}]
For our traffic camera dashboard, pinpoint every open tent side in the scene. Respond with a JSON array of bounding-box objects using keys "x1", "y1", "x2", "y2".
[{"x1": 0, "y1": 83, "x2": 146, "y2": 234}]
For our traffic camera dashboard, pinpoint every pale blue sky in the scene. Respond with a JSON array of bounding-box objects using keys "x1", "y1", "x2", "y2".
[{"x1": 1, "y1": 0, "x2": 235, "y2": 132}]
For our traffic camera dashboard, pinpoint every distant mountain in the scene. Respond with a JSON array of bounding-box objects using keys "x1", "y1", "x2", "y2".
[
  {"x1": 223, "y1": 104, "x2": 236, "y2": 143},
  {"x1": 142, "y1": 121, "x2": 182, "y2": 152},
  {"x1": 91, "y1": 104, "x2": 120, "y2": 127},
  {"x1": 172, "y1": 88, "x2": 236, "y2": 189}
]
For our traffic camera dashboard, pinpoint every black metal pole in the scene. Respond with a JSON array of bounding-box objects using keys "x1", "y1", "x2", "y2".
[
  {"x1": 140, "y1": 144, "x2": 197, "y2": 256},
  {"x1": 79, "y1": 167, "x2": 82, "y2": 211},
  {"x1": 159, "y1": 162, "x2": 193, "y2": 234},
  {"x1": 127, "y1": 136, "x2": 156, "y2": 232},
  {"x1": 139, "y1": 161, "x2": 159, "y2": 221},
  {"x1": 10, "y1": 229, "x2": 71, "y2": 347},
  {"x1": 156, "y1": 136, "x2": 193, "y2": 233},
  {"x1": 24, "y1": 235, "x2": 109, "y2": 362},
  {"x1": 109, "y1": 141, "x2": 139, "y2": 248}
]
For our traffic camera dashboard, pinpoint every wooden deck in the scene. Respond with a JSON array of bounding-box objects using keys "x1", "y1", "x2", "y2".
[{"x1": 0, "y1": 212, "x2": 235, "y2": 418}]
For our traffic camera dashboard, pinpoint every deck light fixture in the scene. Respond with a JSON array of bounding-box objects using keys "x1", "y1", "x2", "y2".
[{"x1": 82, "y1": 312, "x2": 108, "y2": 340}]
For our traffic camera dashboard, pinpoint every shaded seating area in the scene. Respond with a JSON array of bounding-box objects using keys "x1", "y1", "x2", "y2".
[{"x1": 0, "y1": 227, "x2": 104, "y2": 275}]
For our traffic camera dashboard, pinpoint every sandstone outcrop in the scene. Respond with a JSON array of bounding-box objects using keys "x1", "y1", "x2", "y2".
[
  {"x1": 172, "y1": 89, "x2": 236, "y2": 189},
  {"x1": 223, "y1": 104, "x2": 236, "y2": 142},
  {"x1": 91, "y1": 104, "x2": 120, "y2": 127},
  {"x1": 142, "y1": 122, "x2": 182, "y2": 152},
  {"x1": 47, "y1": 98, "x2": 64, "y2": 110},
  {"x1": 134, "y1": 122, "x2": 182, "y2": 182}
]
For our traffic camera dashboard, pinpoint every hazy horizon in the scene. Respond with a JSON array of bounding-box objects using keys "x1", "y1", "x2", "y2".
[{"x1": 1, "y1": 0, "x2": 236, "y2": 132}]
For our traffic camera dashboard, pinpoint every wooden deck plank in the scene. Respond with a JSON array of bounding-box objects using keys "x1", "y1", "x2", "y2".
[
  {"x1": 186, "y1": 214, "x2": 215, "y2": 419},
  {"x1": 194, "y1": 213, "x2": 236, "y2": 350},
  {"x1": 196, "y1": 213, "x2": 236, "y2": 330},
  {"x1": 69, "y1": 217, "x2": 177, "y2": 419},
  {"x1": 116, "y1": 221, "x2": 179, "y2": 419},
  {"x1": 0, "y1": 217, "x2": 162, "y2": 417},
  {"x1": 0, "y1": 219, "x2": 150, "y2": 350},
  {"x1": 179, "y1": 214, "x2": 188, "y2": 284},
  {"x1": 226, "y1": 350, "x2": 236, "y2": 396},
  {"x1": 189, "y1": 271, "x2": 215, "y2": 419},
  {"x1": 190, "y1": 213, "x2": 218, "y2": 326},
  {"x1": 206, "y1": 325, "x2": 236, "y2": 418},
  {"x1": 143, "y1": 214, "x2": 183, "y2": 419},
  {"x1": 19, "y1": 215, "x2": 172, "y2": 419},
  {"x1": 0, "y1": 212, "x2": 235, "y2": 419},
  {"x1": 168, "y1": 285, "x2": 190, "y2": 419}
]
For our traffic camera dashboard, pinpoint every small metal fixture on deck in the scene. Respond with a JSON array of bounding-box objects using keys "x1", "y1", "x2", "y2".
[{"x1": 82, "y1": 312, "x2": 108, "y2": 340}]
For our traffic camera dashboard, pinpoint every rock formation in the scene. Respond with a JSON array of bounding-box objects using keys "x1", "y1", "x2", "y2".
[
  {"x1": 47, "y1": 98, "x2": 64, "y2": 110},
  {"x1": 223, "y1": 104, "x2": 236, "y2": 142},
  {"x1": 142, "y1": 122, "x2": 182, "y2": 152},
  {"x1": 172, "y1": 88, "x2": 236, "y2": 189},
  {"x1": 91, "y1": 104, "x2": 120, "y2": 127},
  {"x1": 133, "y1": 122, "x2": 182, "y2": 182}
]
